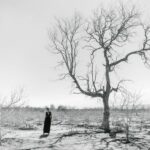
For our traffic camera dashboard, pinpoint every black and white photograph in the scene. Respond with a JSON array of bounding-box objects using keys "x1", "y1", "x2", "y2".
[{"x1": 1, "y1": 0, "x2": 150, "y2": 149}]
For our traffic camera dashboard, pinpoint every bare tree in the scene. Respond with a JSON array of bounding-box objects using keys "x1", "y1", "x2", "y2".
[
  {"x1": 48, "y1": 4, "x2": 150, "y2": 132},
  {"x1": 116, "y1": 89, "x2": 142, "y2": 143},
  {"x1": 0, "y1": 87, "x2": 26, "y2": 145}
]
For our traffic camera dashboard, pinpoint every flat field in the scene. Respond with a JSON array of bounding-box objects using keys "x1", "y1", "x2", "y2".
[{"x1": 1, "y1": 107, "x2": 150, "y2": 150}]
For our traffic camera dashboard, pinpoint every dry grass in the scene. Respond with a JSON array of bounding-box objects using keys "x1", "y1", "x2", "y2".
[
  {"x1": 1, "y1": 107, "x2": 104, "y2": 128},
  {"x1": 1, "y1": 107, "x2": 150, "y2": 149},
  {"x1": 1, "y1": 107, "x2": 150, "y2": 129}
]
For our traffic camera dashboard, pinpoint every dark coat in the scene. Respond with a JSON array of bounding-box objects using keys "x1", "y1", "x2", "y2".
[{"x1": 43, "y1": 111, "x2": 52, "y2": 134}]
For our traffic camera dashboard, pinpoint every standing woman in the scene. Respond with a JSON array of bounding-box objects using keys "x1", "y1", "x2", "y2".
[{"x1": 43, "y1": 107, "x2": 52, "y2": 135}]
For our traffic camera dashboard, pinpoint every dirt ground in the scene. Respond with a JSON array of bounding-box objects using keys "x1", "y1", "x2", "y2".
[
  {"x1": 1, "y1": 108, "x2": 150, "y2": 150},
  {"x1": 1, "y1": 122, "x2": 150, "y2": 150}
]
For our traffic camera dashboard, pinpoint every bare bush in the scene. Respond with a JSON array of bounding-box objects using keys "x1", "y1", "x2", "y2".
[
  {"x1": 115, "y1": 89, "x2": 142, "y2": 143},
  {"x1": 57, "y1": 105, "x2": 68, "y2": 111},
  {"x1": 0, "y1": 87, "x2": 26, "y2": 145}
]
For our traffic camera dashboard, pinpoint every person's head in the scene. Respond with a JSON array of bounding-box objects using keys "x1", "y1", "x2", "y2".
[{"x1": 45, "y1": 107, "x2": 50, "y2": 112}]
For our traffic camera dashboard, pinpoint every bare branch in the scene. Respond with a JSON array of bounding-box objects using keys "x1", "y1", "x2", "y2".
[
  {"x1": 70, "y1": 74, "x2": 103, "y2": 98},
  {"x1": 0, "y1": 88, "x2": 26, "y2": 108},
  {"x1": 50, "y1": 14, "x2": 104, "y2": 98},
  {"x1": 110, "y1": 80, "x2": 131, "y2": 93},
  {"x1": 109, "y1": 24, "x2": 150, "y2": 68}
]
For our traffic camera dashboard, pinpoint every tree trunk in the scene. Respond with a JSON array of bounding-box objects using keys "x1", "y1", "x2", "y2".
[
  {"x1": 102, "y1": 49, "x2": 111, "y2": 133},
  {"x1": 101, "y1": 96, "x2": 110, "y2": 133},
  {"x1": 125, "y1": 124, "x2": 130, "y2": 143}
]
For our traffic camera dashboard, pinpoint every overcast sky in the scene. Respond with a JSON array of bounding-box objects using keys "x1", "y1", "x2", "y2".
[{"x1": 1, "y1": 0, "x2": 150, "y2": 108}]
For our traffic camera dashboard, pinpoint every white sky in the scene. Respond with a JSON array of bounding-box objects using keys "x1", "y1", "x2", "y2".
[{"x1": 0, "y1": 0, "x2": 150, "y2": 108}]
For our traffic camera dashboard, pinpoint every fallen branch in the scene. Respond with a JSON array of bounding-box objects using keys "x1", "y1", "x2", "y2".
[
  {"x1": 19, "y1": 129, "x2": 104, "y2": 150},
  {"x1": 76, "y1": 124, "x2": 100, "y2": 129},
  {"x1": 101, "y1": 136, "x2": 146, "y2": 149},
  {"x1": 52, "y1": 121, "x2": 63, "y2": 125},
  {"x1": 52, "y1": 129, "x2": 104, "y2": 145}
]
